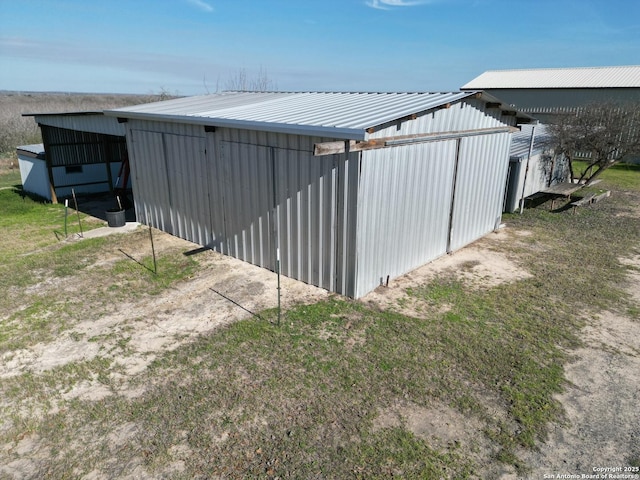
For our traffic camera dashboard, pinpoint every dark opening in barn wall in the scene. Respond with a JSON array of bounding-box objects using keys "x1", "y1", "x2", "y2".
[{"x1": 40, "y1": 125, "x2": 128, "y2": 199}]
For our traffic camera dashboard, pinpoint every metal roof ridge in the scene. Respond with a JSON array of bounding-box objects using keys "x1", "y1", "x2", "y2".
[{"x1": 481, "y1": 65, "x2": 640, "y2": 73}]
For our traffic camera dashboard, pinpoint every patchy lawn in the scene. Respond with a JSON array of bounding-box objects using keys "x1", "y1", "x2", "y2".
[{"x1": 0, "y1": 165, "x2": 638, "y2": 479}]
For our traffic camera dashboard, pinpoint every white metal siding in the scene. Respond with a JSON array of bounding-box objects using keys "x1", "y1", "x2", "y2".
[
  {"x1": 448, "y1": 133, "x2": 512, "y2": 251},
  {"x1": 504, "y1": 153, "x2": 570, "y2": 213},
  {"x1": 35, "y1": 114, "x2": 126, "y2": 136},
  {"x1": 123, "y1": 97, "x2": 517, "y2": 299},
  {"x1": 355, "y1": 140, "x2": 457, "y2": 298},
  {"x1": 128, "y1": 130, "x2": 173, "y2": 233},
  {"x1": 274, "y1": 147, "x2": 338, "y2": 291},
  {"x1": 520, "y1": 155, "x2": 550, "y2": 202},
  {"x1": 164, "y1": 133, "x2": 211, "y2": 246},
  {"x1": 368, "y1": 99, "x2": 509, "y2": 139},
  {"x1": 336, "y1": 151, "x2": 360, "y2": 297},
  {"x1": 125, "y1": 120, "x2": 357, "y2": 296},
  {"x1": 51, "y1": 163, "x2": 114, "y2": 198},
  {"x1": 219, "y1": 141, "x2": 276, "y2": 268},
  {"x1": 18, "y1": 156, "x2": 50, "y2": 200}
]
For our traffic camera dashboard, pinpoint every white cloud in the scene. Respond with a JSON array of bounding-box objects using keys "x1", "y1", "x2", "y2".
[
  {"x1": 365, "y1": 0, "x2": 432, "y2": 9},
  {"x1": 186, "y1": 0, "x2": 214, "y2": 12}
]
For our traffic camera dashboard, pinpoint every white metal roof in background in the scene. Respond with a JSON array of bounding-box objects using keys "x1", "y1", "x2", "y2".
[
  {"x1": 106, "y1": 91, "x2": 490, "y2": 139},
  {"x1": 462, "y1": 66, "x2": 640, "y2": 90}
]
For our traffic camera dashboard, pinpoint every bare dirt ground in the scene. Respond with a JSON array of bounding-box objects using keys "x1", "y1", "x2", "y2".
[
  {"x1": 0, "y1": 229, "x2": 329, "y2": 384},
  {"x1": 515, "y1": 256, "x2": 640, "y2": 479},
  {"x1": 518, "y1": 308, "x2": 640, "y2": 479}
]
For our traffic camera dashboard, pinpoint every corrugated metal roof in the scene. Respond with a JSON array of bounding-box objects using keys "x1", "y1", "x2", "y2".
[
  {"x1": 462, "y1": 66, "x2": 640, "y2": 90},
  {"x1": 16, "y1": 143, "x2": 45, "y2": 157},
  {"x1": 510, "y1": 124, "x2": 551, "y2": 160},
  {"x1": 105, "y1": 91, "x2": 485, "y2": 139}
]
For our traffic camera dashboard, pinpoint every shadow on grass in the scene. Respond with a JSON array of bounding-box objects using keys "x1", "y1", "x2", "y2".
[
  {"x1": 118, "y1": 248, "x2": 157, "y2": 275},
  {"x1": 209, "y1": 287, "x2": 264, "y2": 321},
  {"x1": 550, "y1": 201, "x2": 577, "y2": 214},
  {"x1": 9, "y1": 184, "x2": 50, "y2": 204}
]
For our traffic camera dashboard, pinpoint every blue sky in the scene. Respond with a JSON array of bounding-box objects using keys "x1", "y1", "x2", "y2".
[{"x1": 1, "y1": 0, "x2": 639, "y2": 95}]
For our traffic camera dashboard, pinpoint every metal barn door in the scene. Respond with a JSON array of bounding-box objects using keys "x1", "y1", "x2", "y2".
[
  {"x1": 219, "y1": 141, "x2": 276, "y2": 269},
  {"x1": 273, "y1": 147, "x2": 338, "y2": 292},
  {"x1": 355, "y1": 140, "x2": 458, "y2": 298},
  {"x1": 129, "y1": 130, "x2": 172, "y2": 233},
  {"x1": 219, "y1": 141, "x2": 338, "y2": 291},
  {"x1": 163, "y1": 133, "x2": 211, "y2": 246},
  {"x1": 448, "y1": 134, "x2": 511, "y2": 252}
]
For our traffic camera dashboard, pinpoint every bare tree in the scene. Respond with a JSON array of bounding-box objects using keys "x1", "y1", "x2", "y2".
[
  {"x1": 224, "y1": 67, "x2": 277, "y2": 92},
  {"x1": 546, "y1": 101, "x2": 640, "y2": 185}
]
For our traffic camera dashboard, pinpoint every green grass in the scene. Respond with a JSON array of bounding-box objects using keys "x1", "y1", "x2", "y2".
[
  {"x1": 0, "y1": 185, "x2": 200, "y2": 354},
  {"x1": 0, "y1": 168, "x2": 21, "y2": 189},
  {"x1": 573, "y1": 160, "x2": 640, "y2": 191},
  {"x1": 0, "y1": 188, "x2": 100, "y2": 259},
  {"x1": 109, "y1": 250, "x2": 198, "y2": 294}
]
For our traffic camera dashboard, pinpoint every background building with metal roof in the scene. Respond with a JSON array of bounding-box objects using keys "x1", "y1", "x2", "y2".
[
  {"x1": 105, "y1": 91, "x2": 532, "y2": 298},
  {"x1": 461, "y1": 66, "x2": 640, "y2": 123}
]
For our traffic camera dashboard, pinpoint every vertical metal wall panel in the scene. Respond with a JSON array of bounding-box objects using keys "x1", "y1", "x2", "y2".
[
  {"x1": 448, "y1": 132, "x2": 512, "y2": 251},
  {"x1": 128, "y1": 129, "x2": 172, "y2": 233},
  {"x1": 335, "y1": 151, "x2": 360, "y2": 297},
  {"x1": 214, "y1": 127, "x2": 356, "y2": 295},
  {"x1": 273, "y1": 147, "x2": 338, "y2": 292},
  {"x1": 354, "y1": 140, "x2": 457, "y2": 298},
  {"x1": 123, "y1": 105, "x2": 516, "y2": 299},
  {"x1": 203, "y1": 132, "x2": 227, "y2": 253},
  {"x1": 35, "y1": 114, "x2": 126, "y2": 137},
  {"x1": 163, "y1": 133, "x2": 210, "y2": 246},
  {"x1": 369, "y1": 99, "x2": 508, "y2": 140},
  {"x1": 219, "y1": 141, "x2": 275, "y2": 268}
]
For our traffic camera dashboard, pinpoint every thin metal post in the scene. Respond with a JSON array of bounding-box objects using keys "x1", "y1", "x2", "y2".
[
  {"x1": 276, "y1": 247, "x2": 281, "y2": 326},
  {"x1": 147, "y1": 210, "x2": 157, "y2": 275},
  {"x1": 519, "y1": 125, "x2": 537, "y2": 214},
  {"x1": 64, "y1": 199, "x2": 69, "y2": 238},
  {"x1": 71, "y1": 188, "x2": 83, "y2": 238}
]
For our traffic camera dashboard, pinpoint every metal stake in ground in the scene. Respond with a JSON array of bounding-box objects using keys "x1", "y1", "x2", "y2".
[
  {"x1": 64, "y1": 199, "x2": 69, "y2": 238},
  {"x1": 277, "y1": 247, "x2": 281, "y2": 326},
  {"x1": 71, "y1": 189, "x2": 83, "y2": 238},
  {"x1": 146, "y1": 209, "x2": 157, "y2": 275}
]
